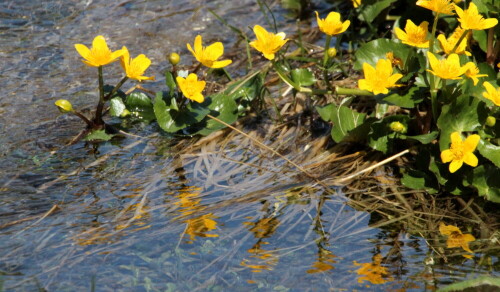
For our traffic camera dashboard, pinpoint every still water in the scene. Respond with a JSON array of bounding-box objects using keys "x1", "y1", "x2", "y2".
[{"x1": 0, "y1": 0, "x2": 498, "y2": 291}]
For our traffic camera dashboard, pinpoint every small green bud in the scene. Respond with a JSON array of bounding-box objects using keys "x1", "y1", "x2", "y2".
[
  {"x1": 389, "y1": 121, "x2": 406, "y2": 133},
  {"x1": 55, "y1": 99, "x2": 74, "y2": 113},
  {"x1": 168, "y1": 52, "x2": 180, "y2": 66},
  {"x1": 327, "y1": 48, "x2": 337, "y2": 58},
  {"x1": 120, "y1": 109, "x2": 131, "y2": 118},
  {"x1": 486, "y1": 116, "x2": 496, "y2": 127}
]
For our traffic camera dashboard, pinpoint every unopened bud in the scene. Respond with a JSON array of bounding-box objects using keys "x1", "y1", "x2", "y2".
[
  {"x1": 168, "y1": 52, "x2": 180, "y2": 66},
  {"x1": 486, "y1": 116, "x2": 496, "y2": 127},
  {"x1": 327, "y1": 48, "x2": 337, "y2": 58},
  {"x1": 120, "y1": 109, "x2": 131, "y2": 118},
  {"x1": 55, "y1": 99, "x2": 74, "y2": 113},
  {"x1": 390, "y1": 121, "x2": 406, "y2": 133}
]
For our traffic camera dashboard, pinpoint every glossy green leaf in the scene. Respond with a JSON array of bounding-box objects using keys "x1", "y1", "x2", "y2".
[
  {"x1": 401, "y1": 169, "x2": 438, "y2": 194},
  {"x1": 126, "y1": 92, "x2": 153, "y2": 109},
  {"x1": 196, "y1": 93, "x2": 238, "y2": 136},
  {"x1": 330, "y1": 104, "x2": 368, "y2": 143},
  {"x1": 154, "y1": 92, "x2": 209, "y2": 133},
  {"x1": 110, "y1": 97, "x2": 126, "y2": 117},
  {"x1": 354, "y1": 38, "x2": 411, "y2": 70},
  {"x1": 437, "y1": 95, "x2": 487, "y2": 151},
  {"x1": 367, "y1": 115, "x2": 410, "y2": 153},
  {"x1": 401, "y1": 131, "x2": 438, "y2": 144},
  {"x1": 468, "y1": 165, "x2": 500, "y2": 203},
  {"x1": 437, "y1": 276, "x2": 500, "y2": 292},
  {"x1": 316, "y1": 104, "x2": 335, "y2": 122},
  {"x1": 84, "y1": 129, "x2": 113, "y2": 141},
  {"x1": 165, "y1": 71, "x2": 177, "y2": 97},
  {"x1": 291, "y1": 68, "x2": 315, "y2": 87},
  {"x1": 358, "y1": 0, "x2": 397, "y2": 23},
  {"x1": 381, "y1": 86, "x2": 425, "y2": 108},
  {"x1": 477, "y1": 139, "x2": 500, "y2": 168}
]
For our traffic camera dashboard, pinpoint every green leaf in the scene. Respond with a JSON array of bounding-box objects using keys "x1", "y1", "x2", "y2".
[
  {"x1": 468, "y1": 165, "x2": 500, "y2": 203},
  {"x1": 437, "y1": 95, "x2": 487, "y2": 151},
  {"x1": 437, "y1": 276, "x2": 500, "y2": 292},
  {"x1": 154, "y1": 92, "x2": 209, "y2": 133},
  {"x1": 291, "y1": 68, "x2": 315, "y2": 87},
  {"x1": 165, "y1": 71, "x2": 177, "y2": 97},
  {"x1": 401, "y1": 131, "x2": 438, "y2": 144},
  {"x1": 472, "y1": 30, "x2": 488, "y2": 53},
  {"x1": 367, "y1": 115, "x2": 410, "y2": 153},
  {"x1": 354, "y1": 38, "x2": 412, "y2": 71},
  {"x1": 125, "y1": 92, "x2": 156, "y2": 121},
  {"x1": 477, "y1": 139, "x2": 500, "y2": 168},
  {"x1": 330, "y1": 103, "x2": 368, "y2": 143},
  {"x1": 84, "y1": 130, "x2": 113, "y2": 141},
  {"x1": 358, "y1": 0, "x2": 397, "y2": 23},
  {"x1": 381, "y1": 86, "x2": 425, "y2": 108},
  {"x1": 315, "y1": 104, "x2": 335, "y2": 122},
  {"x1": 401, "y1": 169, "x2": 438, "y2": 194},
  {"x1": 110, "y1": 97, "x2": 126, "y2": 117},
  {"x1": 196, "y1": 93, "x2": 238, "y2": 136}
]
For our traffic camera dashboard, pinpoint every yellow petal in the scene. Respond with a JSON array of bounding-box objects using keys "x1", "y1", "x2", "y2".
[
  {"x1": 450, "y1": 131, "x2": 462, "y2": 144},
  {"x1": 427, "y1": 52, "x2": 438, "y2": 70},
  {"x1": 194, "y1": 35, "x2": 203, "y2": 55},
  {"x1": 394, "y1": 27, "x2": 407, "y2": 41},
  {"x1": 74, "y1": 44, "x2": 90, "y2": 60},
  {"x1": 441, "y1": 149, "x2": 454, "y2": 163},
  {"x1": 449, "y1": 159, "x2": 463, "y2": 173},
  {"x1": 463, "y1": 152, "x2": 478, "y2": 167},
  {"x1": 212, "y1": 59, "x2": 233, "y2": 68},
  {"x1": 253, "y1": 25, "x2": 268, "y2": 41},
  {"x1": 205, "y1": 42, "x2": 224, "y2": 60},
  {"x1": 464, "y1": 134, "x2": 480, "y2": 151}
]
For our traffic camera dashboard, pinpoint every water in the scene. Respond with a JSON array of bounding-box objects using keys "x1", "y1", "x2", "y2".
[{"x1": 1, "y1": 0, "x2": 499, "y2": 291}]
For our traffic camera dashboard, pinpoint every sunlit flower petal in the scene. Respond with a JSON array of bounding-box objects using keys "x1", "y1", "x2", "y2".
[
  {"x1": 249, "y1": 25, "x2": 288, "y2": 60},
  {"x1": 482, "y1": 81, "x2": 500, "y2": 106},
  {"x1": 455, "y1": 3, "x2": 498, "y2": 30},
  {"x1": 74, "y1": 35, "x2": 124, "y2": 67},
  {"x1": 416, "y1": 0, "x2": 455, "y2": 15},
  {"x1": 427, "y1": 52, "x2": 468, "y2": 80},
  {"x1": 120, "y1": 46, "x2": 155, "y2": 81},
  {"x1": 441, "y1": 132, "x2": 480, "y2": 173},
  {"x1": 187, "y1": 35, "x2": 232, "y2": 68},
  {"x1": 395, "y1": 20, "x2": 430, "y2": 48},
  {"x1": 437, "y1": 27, "x2": 471, "y2": 56},
  {"x1": 352, "y1": 0, "x2": 361, "y2": 7},
  {"x1": 315, "y1": 11, "x2": 350, "y2": 36},
  {"x1": 176, "y1": 73, "x2": 206, "y2": 103},
  {"x1": 358, "y1": 59, "x2": 402, "y2": 95}
]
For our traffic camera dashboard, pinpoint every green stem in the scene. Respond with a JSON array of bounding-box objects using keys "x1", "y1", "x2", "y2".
[
  {"x1": 299, "y1": 86, "x2": 373, "y2": 96},
  {"x1": 450, "y1": 29, "x2": 469, "y2": 54},
  {"x1": 73, "y1": 111, "x2": 94, "y2": 127},
  {"x1": 222, "y1": 68, "x2": 233, "y2": 81},
  {"x1": 428, "y1": 12, "x2": 439, "y2": 123},
  {"x1": 429, "y1": 13, "x2": 439, "y2": 55},
  {"x1": 94, "y1": 66, "x2": 105, "y2": 127},
  {"x1": 272, "y1": 60, "x2": 301, "y2": 91},
  {"x1": 105, "y1": 76, "x2": 128, "y2": 100},
  {"x1": 322, "y1": 35, "x2": 332, "y2": 89}
]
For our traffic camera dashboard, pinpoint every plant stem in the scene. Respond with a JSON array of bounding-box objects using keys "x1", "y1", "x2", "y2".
[
  {"x1": 272, "y1": 60, "x2": 300, "y2": 91},
  {"x1": 428, "y1": 12, "x2": 439, "y2": 123},
  {"x1": 450, "y1": 29, "x2": 469, "y2": 54},
  {"x1": 94, "y1": 66, "x2": 105, "y2": 127},
  {"x1": 73, "y1": 111, "x2": 94, "y2": 127},
  {"x1": 322, "y1": 35, "x2": 332, "y2": 89},
  {"x1": 105, "y1": 76, "x2": 128, "y2": 100}
]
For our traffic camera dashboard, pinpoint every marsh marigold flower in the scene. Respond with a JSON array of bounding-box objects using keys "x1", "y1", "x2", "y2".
[
  {"x1": 439, "y1": 222, "x2": 475, "y2": 254},
  {"x1": 483, "y1": 82, "x2": 500, "y2": 106},
  {"x1": 120, "y1": 47, "x2": 154, "y2": 81},
  {"x1": 187, "y1": 35, "x2": 232, "y2": 69},
  {"x1": 464, "y1": 63, "x2": 487, "y2": 85},
  {"x1": 249, "y1": 25, "x2": 288, "y2": 60},
  {"x1": 358, "y1": 59, "x2": 403, "y2": 95},
  {"x1": 176, "y1": 73, "x2": 206, "y2": 103},
  {"x1": 427, "y1": 52, "x2": 468, "y2": 80},
  {"x1": 352, "y1": 0, "x2": 361, "y2": 8},
  {"x1": 454, "y1": 2, "x2": 498, "y2": 31},
  {"x1": 395, "y1": 20, "x2": 430, "y2": 48},
  {"x1": 416, "y1": 0, "x2": 454, "y2": 15},
  {"x1": 74, "y1": 35, "x2": 124, "y2": 67},
  {"x1": 441, "y1": 132, "x2": 479, "y2": 173},
  {"x1": 437, "y1": 27, "x2": 471, "y2": 56},
  {"x1": 315, "y1": 11, "x2": 350, "y2": 36}
]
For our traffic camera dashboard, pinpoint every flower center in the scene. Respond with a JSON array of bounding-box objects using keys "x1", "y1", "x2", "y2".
[{"x1": 450, "y1": 141, "x2": 465, "y2": 160}]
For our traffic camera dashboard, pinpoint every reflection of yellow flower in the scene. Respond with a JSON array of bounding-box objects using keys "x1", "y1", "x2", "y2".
[
  {"x1": 249, "y1": 25, "x2": 288, "y2": 60},
  {"x1": 395, "y1": 20, "x2": 430, "y2": 48},
  {"x1": 416, "y1": 0, "x2": 454, "y2": 15},
  {"x1": 437, "y1": 27, "x2": 471, "y2": 56},
  {"x1": 454, "y1": 3, "x2": 498, "y2": 31},
  {"x1": 353, "y1": 254, "x2": 393, "y2": 284},
  {"x1": 185, "y1": 213, "x2": 219, "y2": 241},
  {"x1": 483, "y1": 82, "x2": 500, "y2": 106},
  {"x1": 352, "y1": 0, "x2": 361, "y2": 7},
  {"x1": 176, "y1": 73, "x2": 206, "y2": 103},
  {"x1": 464, "y1": 63, "x2": 487, "y2": 85},
  {"x1": 75, "y1": 35, "x2": 125, "y2": 67},
  {"x1": 315, "y1": 11, "x2": 350, "y2": 36},
  {"x1": 240, "y1": 241, "x2": 279, "y2": 273},
  {"x1": 427, "y1": 52, "x2": 468, "y2": 80},
  {"x1": 120, "y1": 46, "x2": 155, "y2": 81},
  {"x1": 358, "y1": 59, "x2": 403, "y2": 95},
  {"x1": 187, "y1": 35, "x2": 232, "y2": 68},
  {"x1": 307, "y1": 248, "x2": 337, "y2": 274},
  {"x1": 439, "y1": 222, "x2": 475, "y2": 255},
  {"x1": 441, "y1": 132, "x2": 479, "y2": 173}
]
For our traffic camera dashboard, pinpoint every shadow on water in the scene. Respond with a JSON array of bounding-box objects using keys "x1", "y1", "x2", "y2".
[{"x1": 0, "y1": 0, "x2": 499, "y2": 291}]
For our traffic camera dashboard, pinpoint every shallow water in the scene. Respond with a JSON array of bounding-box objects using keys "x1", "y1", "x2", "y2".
[{"x1": 0, "y1": 0, "x2": 499, "y2": 291}]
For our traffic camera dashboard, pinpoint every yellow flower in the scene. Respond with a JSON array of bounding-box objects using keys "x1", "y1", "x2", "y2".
[
  {"x1": 352, "y1": 0, "x2": 361, "y2": 7},
  {"x1": 464, "y1": 63, "x2": 487, "y2": 85},
  {"x1": 454, "y1": 2, "x2": 498, "y2": 31},
  {"x1": 386, "y1": 52, "x2": 403, "y2": 67},
  {"x1": 426, "y1": 52, "x2": 468, "y2": 80},
  {"x1": 437, "y1": 27, "x2": 471, "y2": 56},
  {"x1": 439, "y1": 222, "x2": 475, "y2": 254},
  {"x1": 249, "y1": 25, "x2": 288, "y2": 60},
  {"x1": 74, "y1": 35, "x2": 124, "y2": 67},
  {"x1": 186, "y1": 35, "x2": 232, "y2": 68},
  {"x1": 416, "y1": 0, "x2": 454, "y2": 15},
  {"x1": 358, "y1": 59, "x2": 403, "y2": 95},
  {"x1": 483, "y1": 81, "x2": 500, "y2": 106},
  {"x1": 315, "y1": 11, "x2": 350, "y2": 36},
  {"x1": 441, "y1": 132, "x2": 479, "y2": 173},
  {"x1": 176, "y1": 73, "x2": 206, "y2": 103},
  {"x1": 394, "y1": 20, "x2": 430, "y2": 48},
  {"x1": 119, "y1": 47, "x2": 154, "y2": 81}
]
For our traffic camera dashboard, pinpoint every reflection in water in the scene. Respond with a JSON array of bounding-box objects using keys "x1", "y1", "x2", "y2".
[
  {"x1": 439, "y1": 222, "x2": 475, "y2": 258},
  {"x1": 174, "y1": 186, "x2": 218, "y2": 243},
  {"x1": 353, "y1": 253, "x2": 394, "y2": 285},
  {"x1": 307, "y1": 246, "x2": 337, "y2": 274},
  {"x1": 241, "y1": 210, "x2": 280, "y2": 273}
]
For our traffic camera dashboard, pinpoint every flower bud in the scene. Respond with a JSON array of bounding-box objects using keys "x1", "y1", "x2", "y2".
[
  {"x1": 55, "y1": 99, "x2": 74, "y2": 113},
  {"x1": 389, "y1": 121, "x2": 406, "y2": 133},
  {"x1": 327, "y1": 48, "x2": 337, "y2": 58},
  {"x1": 120, "y1": 109, "x2": 131, "y2": 118},
  {"x1": 168, "y1": 52, "x2": 180, "y2": 66},
  {"x1": 486, "y1": 116, "x2": 496, "y2": 127}
]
